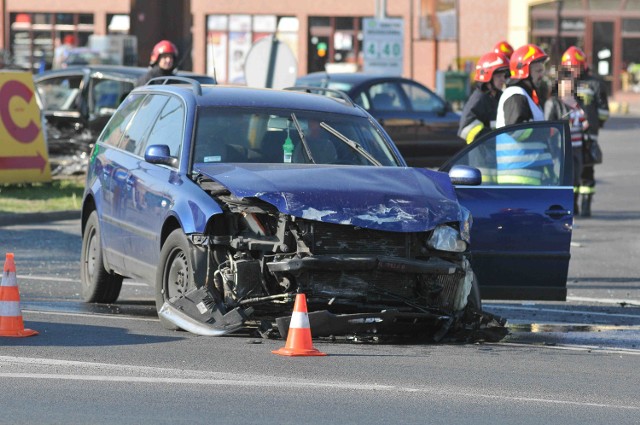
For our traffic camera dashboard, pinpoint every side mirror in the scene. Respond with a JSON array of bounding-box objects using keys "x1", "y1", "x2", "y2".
[
  {"x1": 145, "y1": 144, "x2": 178, "y2": 167},
  {"x1": 449, "y1": 165, "x2": 482, "y2": 186}
]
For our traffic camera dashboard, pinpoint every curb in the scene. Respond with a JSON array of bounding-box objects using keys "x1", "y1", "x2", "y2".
[{"x1": 0, "y1": 210, "x2": 80, "y2": 227}]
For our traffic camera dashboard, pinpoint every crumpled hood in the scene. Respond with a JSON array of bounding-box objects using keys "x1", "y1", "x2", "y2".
[{"x1": 196, "y1": 164, "x2": 463, "y2": 232}]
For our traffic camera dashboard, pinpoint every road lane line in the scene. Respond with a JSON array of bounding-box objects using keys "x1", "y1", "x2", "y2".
[
  {"x1": 17, "y1": 275, "x2": 148, "y2": 287},
  {"x1": 0, "y1": 371, "x2": 637, "y2": 410}
]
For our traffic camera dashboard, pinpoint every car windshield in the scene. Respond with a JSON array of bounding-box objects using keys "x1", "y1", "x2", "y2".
[{"x1": 191, "y1": 107, "x2": 400, "y2": 169}]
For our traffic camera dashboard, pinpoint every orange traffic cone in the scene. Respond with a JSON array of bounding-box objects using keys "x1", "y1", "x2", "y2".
[
  {"x1": 0, "y1": 253, "x2": 38, "y2": 337},
  {"x1": 272, "y1": 293, "x2": 326, "y2": 357}
]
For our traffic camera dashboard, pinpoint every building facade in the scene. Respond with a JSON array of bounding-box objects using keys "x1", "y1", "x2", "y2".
[{"x1": 1, "y1": 0, "x2": 637, "y2": 98}]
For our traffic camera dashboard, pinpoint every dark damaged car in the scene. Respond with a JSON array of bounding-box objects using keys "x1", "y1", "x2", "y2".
[
  {"x1": 34, "y1": 65, "x2": 215, "y2": 175},
  {"x1": 81, "y1": 78, "x2": 574, "y2": 342}
]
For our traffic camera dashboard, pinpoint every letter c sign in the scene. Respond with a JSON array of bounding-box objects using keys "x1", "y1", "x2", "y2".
[{"x1": 0, "y1": 80, "x2": 40, "y2": 144}]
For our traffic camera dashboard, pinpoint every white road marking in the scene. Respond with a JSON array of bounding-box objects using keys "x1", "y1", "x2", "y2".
[
  {"x1": 567, "y1": 296, "x2": 640, "y2": 306},
  {"x1": 22, "y1": 309, "x2": 158, "y2": 322},
  {"x1": 488, "y1": 304, "x2": 640, "y2": 319},
  {"x1": 0, "y1": 355, "x2": 637, "y2": 410},
  {"x1": 18, "y1": 275, "x2": 148, "y2": 287}
]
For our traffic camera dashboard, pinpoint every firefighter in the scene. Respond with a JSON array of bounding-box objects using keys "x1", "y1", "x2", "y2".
[
  {"x1": 495, "y1": 44, "x2": 552, "y2": 185},
  {"x1": 458, "y1": 51, "x2": 509, "y2": 144},
  {"x1": 494, "y1": 40, "x2": 514, "y2": 60},
  {"x1": 561, "y1": 46, "x2": 609, "y2": 217},
  {"x1": 137, "y1": 40, "x2": 179, "y2": 86}
]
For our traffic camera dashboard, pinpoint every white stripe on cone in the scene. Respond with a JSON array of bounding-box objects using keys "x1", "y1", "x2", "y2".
[
  {"x1": 2, "y1": 271, "x2": 17, "y2": 287},
  {"x1": 0, "y1": 301, "x2": 22, "y2": 316},
  {"x1": 289, "y1": 311, "x2": 310, "y2": 329}
]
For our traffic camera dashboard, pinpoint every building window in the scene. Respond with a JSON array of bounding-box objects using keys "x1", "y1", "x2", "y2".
[
  {"x1": 308, "y1": 16, "x2": 362, "y2": 74},
  {"x1": 9, "y1": 12, "x2": 95, "y2": 72},
  {"x1": 206, "y1": 15, "x2": 298, "y2": 84}
]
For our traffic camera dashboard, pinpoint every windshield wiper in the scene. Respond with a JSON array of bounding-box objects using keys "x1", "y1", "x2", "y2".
[
  {"x1": 319, "y1": 122, "x2": 382, "y2": 166},
  {"x1": 290, "y1": 113, "x2": 315, "y2": 164}
]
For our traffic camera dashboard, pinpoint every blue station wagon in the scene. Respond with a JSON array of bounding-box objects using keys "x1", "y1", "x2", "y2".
[{"x1": 80, "y1": 77, "x2": 573, "y2": 341}]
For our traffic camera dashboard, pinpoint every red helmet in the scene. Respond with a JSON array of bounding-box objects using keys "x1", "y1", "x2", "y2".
[
  {"x1": 561, "y1": 46, "x2": 588, "y2": 71},
  {"x1": 494, "y1": 40, "x2": 514, "y2": 59},
  {"x1": 509, "y1": 44, "x2": 548, "y2": 80},
  {"x1": 474, "y1": 52, "x2": 509, "y2": 83},
  {"x1": 150, "y1": 40, "x2": 178, "y2": 66}
]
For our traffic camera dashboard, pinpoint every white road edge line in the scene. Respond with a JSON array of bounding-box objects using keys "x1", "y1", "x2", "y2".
[
  {"x1": 0, "y1": 356, "x2": 638, "y2": 410},
  {"x1": 17, "y1": 275, "x2": 148, "y2": 287},
  {"x1": 487, "y1": 305, "x2": 640, "y2": 319},
  {"x1": 566, "y1": 296, "x2": 640, "y2": 306},
  {"x1": 22, "y1": 309, "x2": 159, "y2": 322}
]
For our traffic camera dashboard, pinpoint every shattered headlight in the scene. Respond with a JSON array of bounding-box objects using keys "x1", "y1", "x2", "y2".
[{"x1": 427, "y1": 225, "x2": 467, "y2": 252}]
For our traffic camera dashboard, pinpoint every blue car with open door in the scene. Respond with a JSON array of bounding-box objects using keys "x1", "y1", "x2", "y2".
[{"x1": 440, "y1": 120, "x2": 573, "y2": 301}]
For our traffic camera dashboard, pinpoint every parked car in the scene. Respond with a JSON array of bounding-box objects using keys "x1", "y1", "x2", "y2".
[
  {"x1": 295, "y1": 72, "x2": 464, "y2": 168},
  {"x1": 34, "y1": 65, "x2": 216, "y2": 175},
  {"x1": 80, "y1": 79, "x2": 573, "y2": 341}
]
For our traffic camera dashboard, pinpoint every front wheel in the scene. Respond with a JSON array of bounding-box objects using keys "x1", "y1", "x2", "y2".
[
  {"x1": 80, "y1": 211, "x2": 123, "y2": 303},
  {"x1": 156, "y1": 229, "x2": 199, "y2": 330}
]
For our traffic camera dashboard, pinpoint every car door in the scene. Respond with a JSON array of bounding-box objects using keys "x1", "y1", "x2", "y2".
[
  {"x1": 396, "y1": 80, "x2": 464, "y2": 167},
  {"x1": 122, "y1": 95, "x2": 186, "y2": 282},
  {"x1": 440, "y1": 120, "x2": 573, "y2": 301},
  {"x1": 35, "y1": 73, "x2": 85, "y2": 156}
]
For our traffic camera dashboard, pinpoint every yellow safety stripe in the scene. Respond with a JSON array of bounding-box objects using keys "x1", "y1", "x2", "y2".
[
  {"x1": 460, "y1": 120, "x2": 484, "y2": 144},
  {"x1": 578, "y1": 186, "x2": 595, "y2": 195},
  {"x1": 497, "y1": 175, "x2": 542, "y2": 185}
]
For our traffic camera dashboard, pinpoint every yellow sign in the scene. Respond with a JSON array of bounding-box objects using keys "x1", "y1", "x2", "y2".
[{"x1": 0, "y1": 71, "x2": 51, "y2": 183}]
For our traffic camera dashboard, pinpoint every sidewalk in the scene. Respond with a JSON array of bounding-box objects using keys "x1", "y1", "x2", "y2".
[{"x1": 0, "y1": 210, "x2": 80, "y2": 227}]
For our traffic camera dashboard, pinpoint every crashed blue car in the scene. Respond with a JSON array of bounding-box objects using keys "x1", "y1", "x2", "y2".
[{"x1": 81, "y1": 78, "x2": 573, "y2": 341}]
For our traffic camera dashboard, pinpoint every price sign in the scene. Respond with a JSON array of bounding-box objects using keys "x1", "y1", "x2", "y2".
[{"x1": 363, "y1": 18, "x2": 404, "y2": 75}]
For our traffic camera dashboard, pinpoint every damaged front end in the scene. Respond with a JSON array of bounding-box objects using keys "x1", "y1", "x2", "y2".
[{"x1": 159, "y1": 175, "x2": 507, "y2": 342}]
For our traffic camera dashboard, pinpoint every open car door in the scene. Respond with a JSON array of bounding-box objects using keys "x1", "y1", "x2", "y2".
[{"x1": 440, "y1": 121, "x2": 573, "y2": 301}]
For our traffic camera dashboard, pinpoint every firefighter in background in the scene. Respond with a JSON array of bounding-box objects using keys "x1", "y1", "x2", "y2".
[
  {"x1": 494, "y1": 40, "x2": 514, "y2": 60},
  {"x1": 458, "y1": 52, "x2": 509, "y2": 183},
  {"x1": 137, "y1": 40, "x2": 179, "y2": 86},
  {"x1": 458, "y1": 51, "x2": 509, "y2": 144},
  {"x1": 495, "y1": 44, "x2": 553, "y2": 185},
  {"x1": 561, "y1": 46, "x2": 609, "y2": 217}
]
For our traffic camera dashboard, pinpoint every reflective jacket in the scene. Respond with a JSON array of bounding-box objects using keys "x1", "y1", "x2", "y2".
[{"x1": 496, "y1": 83, "x2": 550, "y2": 185}]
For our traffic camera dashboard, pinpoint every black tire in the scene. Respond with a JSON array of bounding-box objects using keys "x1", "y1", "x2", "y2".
[
  {"x1": 467, "y1": 272, "x2": 482, "y2": 311},
  {"x1": 155, "y1": 229, "x2": 199, "y2": 330},
  {"x1": 80, "y1": 211, "x2": 123, "y2": 303}
]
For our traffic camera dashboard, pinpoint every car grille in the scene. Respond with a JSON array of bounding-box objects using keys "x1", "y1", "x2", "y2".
[
  {"x1": 311, "y1": 222, "x2": 410, "y2": 257},
  {"x1": 306, "y1": 222, "x2": 462, "y2": 312}
]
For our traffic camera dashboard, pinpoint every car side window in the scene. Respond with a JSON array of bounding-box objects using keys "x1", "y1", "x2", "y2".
[
  {"x1": 118, "y1": 94, "x2": 169, "y2": 154},
  {"x1": 142, "y1": 96, "x2": 185, "y2": 160},
  {"x1": 399, "y1": 82, "x2": 445, "y2": 113},
  {"x1": 100, "y1": 94, "x2": 145, "y2": 147},
  {"x1": 450, "y1": 124, "x2": 565, "y2": 186},
  {"x1": 36, "y1": 76, "x2": 83, "y2": 111},
  {"x1": 366, "y1": 83, "x2": 405, "y2": 111},
  {"x1": 90, "y1": 78, "x2": 135, "y2": 117}
]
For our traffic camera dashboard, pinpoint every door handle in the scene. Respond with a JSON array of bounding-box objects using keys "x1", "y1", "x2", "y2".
[{"x1": 545, "y1": 205, "x2": 572, "y2": 218}]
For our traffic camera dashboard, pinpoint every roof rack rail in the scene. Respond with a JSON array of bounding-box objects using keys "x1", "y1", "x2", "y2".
[
  {"x1": 284, "y1": 86, "x2": 355, "y2": 107},
  {"x1": 147, "y1": 76, "x2": 203, "y2": 96}
]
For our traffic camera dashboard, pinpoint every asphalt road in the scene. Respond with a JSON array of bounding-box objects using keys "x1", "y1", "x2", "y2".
[{"x1": 1, "y1": 115, "x2": 639, "y2": 424}]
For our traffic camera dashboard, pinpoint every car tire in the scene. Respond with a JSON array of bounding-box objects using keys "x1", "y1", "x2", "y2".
[
  {"x1": 467, "y1": 272, "x2": 482, "y2": 311},
  {"x1": 81, "y1": 211, "x2": 123, "y2": 303},
  {"x1": 155, "y1": 228, "x2": 200, "y2": 330}
]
